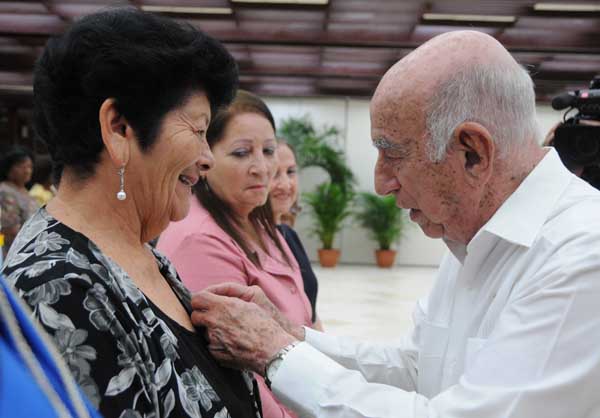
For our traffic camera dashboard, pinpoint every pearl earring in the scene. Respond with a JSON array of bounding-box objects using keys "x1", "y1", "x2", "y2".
[{"x1": 117, "y1": 167, "x2": 126, "y2": 201}]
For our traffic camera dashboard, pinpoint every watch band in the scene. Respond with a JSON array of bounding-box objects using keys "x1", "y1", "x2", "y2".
[{"x1": 264, "y1": 341, "x2": 301, "y2": 389}]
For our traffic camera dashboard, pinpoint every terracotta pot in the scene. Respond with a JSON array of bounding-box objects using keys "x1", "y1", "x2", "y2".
[
  {"x1": 375, "y1": 249, "x2": 397, "y2": 268},
  {"x1": 318, "y1": 249, "x2": 341, "y2": 268}
]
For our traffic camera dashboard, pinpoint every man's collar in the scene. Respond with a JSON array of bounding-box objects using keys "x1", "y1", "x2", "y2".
[
  {"x1": 446, "y1": 148, "x2": 574, "y2": 263},
  {"x1": 480, "y1": 148, "x2": 572, "y2": 247}
]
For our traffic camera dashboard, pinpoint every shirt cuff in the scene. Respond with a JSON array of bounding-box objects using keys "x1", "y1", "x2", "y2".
[{"x1": 271, "y1": 342, "x2": 344, "y2": 417}]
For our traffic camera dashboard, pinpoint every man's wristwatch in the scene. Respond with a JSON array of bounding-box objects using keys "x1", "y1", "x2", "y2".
[{"x1": 264, "y1": 341, "x2": 301, "y2": 389}]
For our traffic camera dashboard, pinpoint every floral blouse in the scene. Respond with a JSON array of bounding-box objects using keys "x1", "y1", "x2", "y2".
[{"x1": 1, "y1": 209, "x2": 261, "y2": 418}]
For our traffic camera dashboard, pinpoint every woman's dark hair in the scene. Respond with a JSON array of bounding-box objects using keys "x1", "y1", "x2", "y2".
[
  {"x1": 30, "y1": 154, "x2": 53, "y2": 187},
  {"x1": 194, "y1": 90, "x2": 291, "y2": 269},
  {"x1": 33, "y1": 7, "x2": 238, "y2": 181},
  {"x1": 0, "y1": 146, "x2": 33, "y2": 182}
]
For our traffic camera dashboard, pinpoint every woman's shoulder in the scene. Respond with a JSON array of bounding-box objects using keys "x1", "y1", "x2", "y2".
[{"x1": 2, "y1": 210, "x2": 116, "y2": 294}]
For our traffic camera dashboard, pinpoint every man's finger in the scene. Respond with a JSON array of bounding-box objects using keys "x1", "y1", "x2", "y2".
[
  {"x1": 190, "y1": 289, "x2": 228, "y2": 311},
  {"x1": 191, "y1": 309, "x2": 212, "y2": 327},
  {"x1": 203, "y1": 282, "x2": 252, "y2": 300}
]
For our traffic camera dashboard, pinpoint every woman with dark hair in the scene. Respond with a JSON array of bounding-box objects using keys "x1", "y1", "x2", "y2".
[
  {"x1": 0, "y1": 146, "x2": 38, "y2": 256},
  {"x1": 157, "y1": 90, "x2": 313, "y2": 418},
  {"x1": 2, "y1": 8, "x2": 260, "y2": 418},
  {"x1": 270, "y1": 141, "x2": 322, "y2": 330}
]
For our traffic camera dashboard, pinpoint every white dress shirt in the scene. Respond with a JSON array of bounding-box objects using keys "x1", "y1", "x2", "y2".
[{"x1": 272, "y1": 148, "x2": 600, "y2": 418}]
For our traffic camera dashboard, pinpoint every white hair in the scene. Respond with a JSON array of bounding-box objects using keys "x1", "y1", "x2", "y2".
[{"x1": 425, "y1": 63, "x2": 539, "y2": 162}]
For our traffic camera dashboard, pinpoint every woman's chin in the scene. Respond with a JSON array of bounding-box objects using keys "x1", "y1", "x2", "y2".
[{"x1": 170, "y1": 194, "x2": 192, "y2": 222}]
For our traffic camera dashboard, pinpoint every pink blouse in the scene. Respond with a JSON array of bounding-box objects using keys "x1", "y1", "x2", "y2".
[{"x1": 157, "y1": 197, "x2": 312, "y2": 418}]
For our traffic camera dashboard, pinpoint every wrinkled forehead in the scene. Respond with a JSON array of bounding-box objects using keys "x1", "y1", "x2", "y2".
[{"x1": 370, "y1": 91, "x2": 427, "y2": 144}]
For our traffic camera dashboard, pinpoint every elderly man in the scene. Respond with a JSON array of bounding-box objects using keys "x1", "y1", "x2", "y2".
[{"x1": 191, "y1": 31, "x2": 600, "y2": 417}]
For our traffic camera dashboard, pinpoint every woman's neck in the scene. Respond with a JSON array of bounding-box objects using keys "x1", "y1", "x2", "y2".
[
  {"x1": 47, "y1": 173, "x2": 148, "y2": 250},
  {"x1": 235, "y1": 212, "x2": 268, "y2": 253}
]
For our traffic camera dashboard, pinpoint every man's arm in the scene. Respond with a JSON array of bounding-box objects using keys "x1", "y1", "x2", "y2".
[
  {"x1": 192, "y1": 283, "x2": 421, "y2": 390},
  {"x1": 192, "y1": 251, "x2": 600, "y2": 418},
  {"x1": 301, "y1": 298, "x2": 423, "y2": 389},
  {"x1": 271, "y1": 248, "x2": 600, "y2": 418}
]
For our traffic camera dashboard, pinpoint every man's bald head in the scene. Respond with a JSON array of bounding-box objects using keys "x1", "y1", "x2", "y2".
[
  {"x1": 374, "y1": 31, "x2": 518, "y2": 108},
  {"x1": 372, "y1": 30, "x2": 539, "y2": 161}
]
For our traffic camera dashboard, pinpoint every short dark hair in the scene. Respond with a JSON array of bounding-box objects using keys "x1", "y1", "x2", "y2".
[
  {"x1": 195, "y1": 90, "x2": 290, "y2": 269},
  {"x1": 30, "y1": 154, "x2": 53, "y2": 187},
  {"x1": 0, "y1": 146, "x2": 33, "y2": 181},
  {"x1": 33, "y1": 7, "x2": 238, "y2": 181}
]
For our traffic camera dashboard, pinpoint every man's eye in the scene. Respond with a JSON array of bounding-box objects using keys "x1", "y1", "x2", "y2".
[
  {"x1": 384, "y1": 151, "x2": 404, "y2": 161},
  {"x1": 264, "y1": 147, "x2": 275, "y2": 156}
]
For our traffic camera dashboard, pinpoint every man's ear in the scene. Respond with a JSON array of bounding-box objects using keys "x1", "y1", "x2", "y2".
[
  {"x1": 451, "y1": 121, "x2": 495, "y2": 183},
  {"x1": 99, "y1": 98, "x2": 131, "y2": 168}
]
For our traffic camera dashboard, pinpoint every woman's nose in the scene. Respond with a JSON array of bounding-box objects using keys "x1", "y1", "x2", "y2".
[
  {"x1": 197, "y1": 147, "x2": 215, "y2": 173},
  {"x1": 249, "y1": 155, "x2": 269, "y2": 177}
]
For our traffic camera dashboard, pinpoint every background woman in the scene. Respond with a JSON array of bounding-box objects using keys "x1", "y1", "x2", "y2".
[
  {"x1": 270, "y1": 141, "x2": 322, "y2": 329},
  {"x1": 0, "y1": 146, "x2": 38, "y2": 256},
  {"x1": 157, "y1": 90, "x2": 313, "y2": 418},
  {"x1": 2, "y1": 8, "x2": 260, "y2": 418}
]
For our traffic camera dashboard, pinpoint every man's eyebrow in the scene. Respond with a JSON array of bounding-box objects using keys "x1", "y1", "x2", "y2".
[{"x1": 373, "y1": 137, "x2": 405, "y2": 151}]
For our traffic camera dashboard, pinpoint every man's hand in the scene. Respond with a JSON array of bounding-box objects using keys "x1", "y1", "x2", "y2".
[
  {"x1": 191, "y1": 290, "x2": 297, "y2": 374},
  {"x1": 200, "y1": 283, "x2": 306, "y2": 341}
]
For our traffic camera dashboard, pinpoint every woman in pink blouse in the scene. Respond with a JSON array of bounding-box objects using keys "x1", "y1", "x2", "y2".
[{"x1": 158, "y1": 90, "x2": 313, "y2": 418}]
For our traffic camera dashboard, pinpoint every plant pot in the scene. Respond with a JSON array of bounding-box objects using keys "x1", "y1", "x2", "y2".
[
  {"x1": 375, "y1": 249, "x2": 397, "y2": 268},
  {"x1": 318, "y1": 249, "x2": 341, "y2": 268}
]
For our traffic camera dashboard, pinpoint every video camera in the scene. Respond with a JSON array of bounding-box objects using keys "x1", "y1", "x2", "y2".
[{"x1": 551, "y1": 76, "x2": 600, "y2": 189}]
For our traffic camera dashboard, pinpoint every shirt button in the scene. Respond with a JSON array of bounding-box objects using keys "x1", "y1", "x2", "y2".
[{"x1": 290, "y1": 287, "x2": 297, "y2": 294}]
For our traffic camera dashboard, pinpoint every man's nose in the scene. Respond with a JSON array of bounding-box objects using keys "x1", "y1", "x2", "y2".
[{"x1": 374, "y1": 159, "x2": 398, "y2": 196}]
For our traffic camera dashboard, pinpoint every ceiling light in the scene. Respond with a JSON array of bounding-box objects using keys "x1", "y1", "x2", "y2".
[
  {"x1": 422, "y1": 13, "x2": 516, "y2": 23},
  {"x1": 0, "y1": 84, "x2": 32, "y2": 92},
  {"x1": 534, "y1": 3, "x2": 600, "y2": 12},
  {"x1": 141, "y1": 5, "x2": 233, "y2": 15},
  {"x1": 231, "y1": 0, "x2": 329, "y2": 5}
]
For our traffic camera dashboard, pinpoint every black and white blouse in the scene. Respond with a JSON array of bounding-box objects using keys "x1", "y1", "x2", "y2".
[{"x1": 1, "y1": 209, "x2": 261, "y2": 418}]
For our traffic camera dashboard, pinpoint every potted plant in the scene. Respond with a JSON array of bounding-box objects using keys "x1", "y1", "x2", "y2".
[
  {"x1": 279, "y1": 116, "x2": 355, "y2": 194},
  {"x1": 304, "y1": 182, "x2": 354, "y2": 267},
  {"x1": 355, "y1": 193, "x2": 406, "y2": 268}
]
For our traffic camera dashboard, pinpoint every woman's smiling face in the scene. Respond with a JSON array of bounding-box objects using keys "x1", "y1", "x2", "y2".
[
  {"x1": 270, "y1": 144, "x2": 298, "y2": 222},
  {"x1": 130, "y1": 92, "x2": 214, "y2": 224}
]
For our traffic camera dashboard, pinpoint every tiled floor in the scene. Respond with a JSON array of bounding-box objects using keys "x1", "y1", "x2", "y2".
[{"x1": 314, "y1": 264, "x2": 436, "y2": 342}]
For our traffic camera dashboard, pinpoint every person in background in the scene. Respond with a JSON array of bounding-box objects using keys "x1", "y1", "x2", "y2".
[
  {"x1": 157, "y1": 90, "x2": 314, "y2": 418},
  {"x1": 2, "y1": 8, "x2": 259, "y2": 418},
  {"x1": 271, "y1": 141, "x2": 322, "y2": 329},
  {"x1": 29, "y1": 155, "x2": 55, "y2": 206},
  {"x1": 0, "y1": 273, "x2": 102, "y2": 418},
  {"x1": 0, "y1": 146, "x2": 38, "y2": 256}
]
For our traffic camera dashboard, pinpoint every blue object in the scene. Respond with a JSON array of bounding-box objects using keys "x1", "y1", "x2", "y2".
[{"x1": 0, "y1": 276, "x2": 102, "y2": 418}]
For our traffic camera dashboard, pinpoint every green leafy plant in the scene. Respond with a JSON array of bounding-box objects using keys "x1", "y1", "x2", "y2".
[
  {"x1": 355, "y1": 193, "x2": 405, "y2": 250},
  {"x1": 304, "y1": 182, "x2": 354, "y2": 249},
  {"x1": 279, "y1": 116, "x2": 355, "y2": 194}
]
